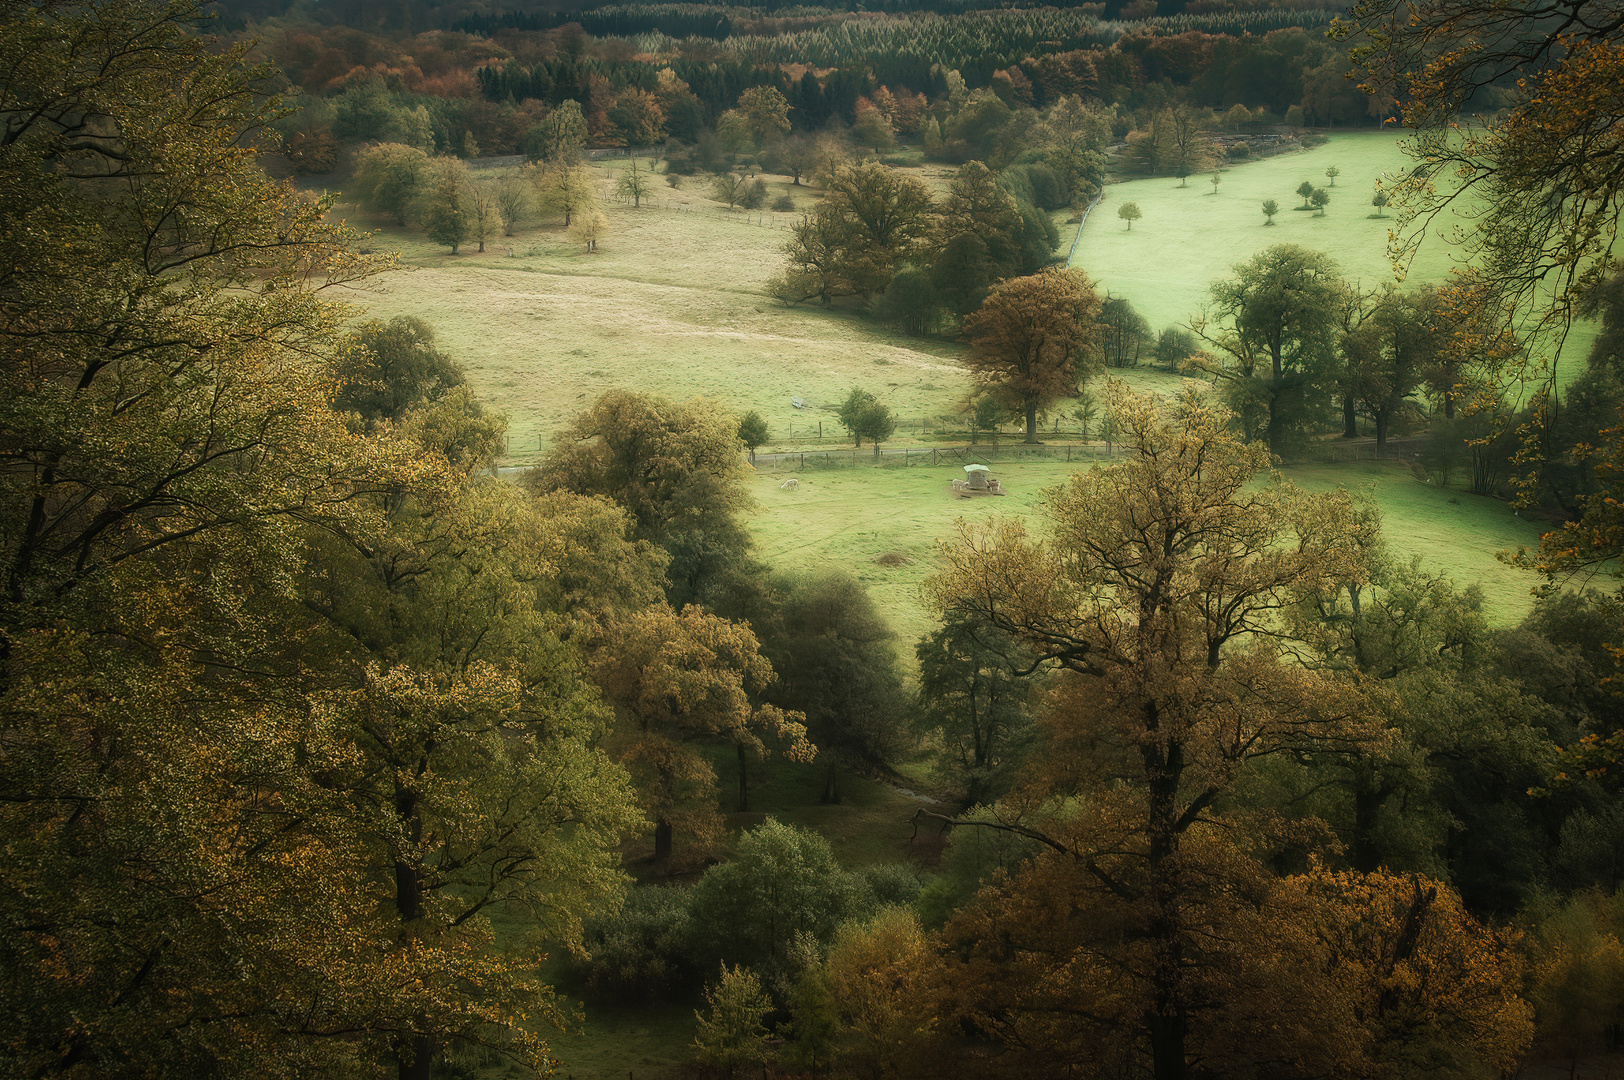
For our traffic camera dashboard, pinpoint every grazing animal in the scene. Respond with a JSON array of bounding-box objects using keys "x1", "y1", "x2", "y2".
[{"x1": 780, "y1": 478, "x2": 800, "y2": 490}]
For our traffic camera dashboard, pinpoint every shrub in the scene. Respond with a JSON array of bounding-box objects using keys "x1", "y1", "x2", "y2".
[
  {"x1": 569, "y1": 886, "x2": 698, "y2": 1001},
  {"x1": 772, "y1": 193, "x2": 797, "y2": 212}
]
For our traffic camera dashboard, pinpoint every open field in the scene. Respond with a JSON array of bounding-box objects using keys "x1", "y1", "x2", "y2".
[
  {"x1": 746, "y1": 453, "x2": 1548, "y2": 649},
  {"x1": 344, "y1": 156, "x2": 982, "y2": 460},
  {"x1": 1075, "y1": 130, "x2": 1598, "y2": 377},
  {"x1": 345, "y1": 137, "x2": 1555, "y2": 653}
]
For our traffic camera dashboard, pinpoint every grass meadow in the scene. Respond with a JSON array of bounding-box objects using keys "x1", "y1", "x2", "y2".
[
  {"x1": 747, "y1": 450, "x2": 1547, "y2": 649},
  {"x1": 345, "y1": 156, "x2": 983, "y2": 460},
  {"x1": 1074, "y1": 130, "x2": 1598, "y2": 376},
  {"x1": 337, "y1": 135, "x2": 1557, "y2": 644}
]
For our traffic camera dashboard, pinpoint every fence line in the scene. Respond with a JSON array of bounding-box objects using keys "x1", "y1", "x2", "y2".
[{"x1": 1065, "y1": 190, "x2": 1105, "y2": 267}]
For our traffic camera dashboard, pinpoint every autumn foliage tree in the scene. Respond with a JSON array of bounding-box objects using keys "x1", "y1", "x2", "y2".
[
  {"x1": 962, "y1": 267, "x2": 1103, "y2": 442},
  {"x1": 928, "y1": 385, "x2": 1383, "y2": 1080},
  {"x1": 591, "y1": 605, "x2": 812, "y2": 862}
]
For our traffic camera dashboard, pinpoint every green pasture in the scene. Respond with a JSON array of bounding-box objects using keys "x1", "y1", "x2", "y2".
[
  {"x1": 1077, "y1": 132, "x2": 1431, "y2": 332},
  {"x1": 1075, "y1": 130, "x2": 1598, "y2": 379},
  {"x1": 746, "y1": 453, "x2": 1548, "y2": 649},
  {"x1": 344, "y1": 156, "x2": 977, "y2": 460}
]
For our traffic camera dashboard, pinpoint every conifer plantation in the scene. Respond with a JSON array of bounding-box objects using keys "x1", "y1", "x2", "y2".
[{"x1": 4, "y1": 0, "x2": 1624, "y2": 1078}]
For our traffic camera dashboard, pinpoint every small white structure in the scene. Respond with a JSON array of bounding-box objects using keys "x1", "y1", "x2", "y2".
[{"x1": 964, "y1": 464, "x2": 990, "y2": 491}]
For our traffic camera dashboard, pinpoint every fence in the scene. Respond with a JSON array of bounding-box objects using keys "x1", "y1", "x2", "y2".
[
  {"x1": 1065, "y1": 189, "x2": 1104, "y2": 267},
  {"x1": 756, "y1": 442, "x2": 1130, "y2": 472}
]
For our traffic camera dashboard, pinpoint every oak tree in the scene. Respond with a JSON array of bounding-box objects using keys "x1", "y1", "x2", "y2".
[{"x1": 962, "y1": 268, "x2": 1103, "y2": 442}]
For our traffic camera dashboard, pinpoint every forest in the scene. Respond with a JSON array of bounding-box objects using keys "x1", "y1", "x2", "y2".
[{"x1": 2, "y1": 0, "x2": 1622, "y2": 1079}]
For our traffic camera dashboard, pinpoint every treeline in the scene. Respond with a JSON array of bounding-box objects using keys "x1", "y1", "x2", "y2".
[{"x1": 260, "y1": 3, "x2": 1371, "y2": 170}]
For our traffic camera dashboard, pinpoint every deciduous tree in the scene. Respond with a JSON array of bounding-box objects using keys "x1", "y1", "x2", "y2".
[
  {"x1": 592, "y1": 606, "x2": 812, "y2": 862},
  {"x1": 1192, "y1": 244, "x2": 1349, "y2": 452},
  {"x1": 962, "y1": 268, "x2": 1103, "y2": 442},
  {"x1": 927, "y1": 386, "x2": 1379, "y2": 1080}
]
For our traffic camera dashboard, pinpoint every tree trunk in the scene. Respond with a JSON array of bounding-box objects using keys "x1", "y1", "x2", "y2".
[
  {"x1": 477, "y1": 239, "x2": 485, "y2": 252},
  {"x1": 1343, "y1": 395, "x2": 1357, "y2": 438},
  {"x1": 1374, "y1": 407, "x2": 1389, "y2": 449},
  {"x1": 821, "y1": 758, "x2": 840, "y2": 804},
  {"x1": 736, "y1": 741, "x2": 749, "y2": 812},
  {"x1": 1352, "y1": 782, "x2": 1382, "y2": 873},
  {"x1": 654, "y1": 818, "x2": 674, "y2": 863},
  {"x1": 1024, "y1": 397, "x2": 1039, "y2": 443}
]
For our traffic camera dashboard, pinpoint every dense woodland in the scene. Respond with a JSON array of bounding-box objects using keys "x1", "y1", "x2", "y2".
[{"x1": 4, "y1": 0, "x2": 1624, "y2": 1079}]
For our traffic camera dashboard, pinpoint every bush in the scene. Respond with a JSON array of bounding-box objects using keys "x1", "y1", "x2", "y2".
[
  {"x1": 854, "y1": 863, "x2": 923, "y2": 909},
  {"x1": 688, "y1": 819, "x2": 870, "y2": 991},
  {"x1": 741, "y1": 177, "x2": 768, "y2": 210},
  {"x1": 772, "y1": 193, "x2": 797, "y2": 212},
  {"x1": 569, "y1": 886, "x2": 698, "y2": 1001},
  {"x1": 666, "y1": 172, "x2": 683, "y2": 188},
  {"x1": 871, "y1": 266, "x2": 943, "y2": 336}
]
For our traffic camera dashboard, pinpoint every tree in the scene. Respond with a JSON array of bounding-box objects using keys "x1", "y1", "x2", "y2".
[
  {"x1": 1037, "y1": 95, "x2": 1112, "y2": 203},
  {"x1": 872, "y1": 266, "x2": 943, "y2": 336},
  {"x1": 931, "y1": 231, "x2": 995, "y2": 317},
  {"x1": 1372, "y1": 187, "x2": 1389, "y2": 217},
  {"x1": 775, "y1": 163, "x2": 934, "y2": 306},
  {"x1": 528, "y1": 391, "x2": 755, "y2": 609},
  {"x1": 532, "y1": 161, "x2": 597, "y2": 227},
  {"x1": 1209, "y1": 170, "x2": 1222, "y2": 194},
  {"x1": 1325, "y1": 164, "x2": 1341, "y2": 186},
  {"x1": 1225, "y1": 103, "x2": 1253, "y2": 131},
  {"x1": 735, "y1": 85, "x2": 793, "y2": 147},
  {"x1": 523, "y1": 99, "x2": 585, "y2": 163},
  {"x1": 608, "y1": 87, "x2": 665, "y2": 145},
  {"x1": 1096, "y1": 294, "x2": 1152, "y2": 368},
  {"x1": 759, "y1": 571, "x2": 910, "y2": 804},
  {"x1": 416, "y1": 158, "x2": 472, "y2": 254},
  {"x1": 592, "y1": 606, "x2": 812, "y2": 863},
  {"x1": 917, "y1": 613, "x2": 1040, "y2": 805},
  {"x1": 1341, "y1": 0, "x2": 1624, "y2": 403},
  {"x1": 837, "y1": 387, "x2": 896, "y2": 448},
  {"x1": 1343, "y1": 286, "x2": 1441, "y2": 448},
  {"x1": 569, "y1": 206, "x2": 609, "y2": 252},
  {"x1": 1311, "y1": 186, "x2": 1331, "y2": 215},
  {"x1": 335, "y1": 317, "x2": 466, "y2": 424},
  {"x1": 1192, "y1": 244, "x2": 1349, "y2": 452},
  {"x1": 1262, "y1": 197, "x2": 1280, "y2": 224},
  {"x1": 688, "y1": 819, "x2": 867, "y2": 977},
  {"x1": 963, "y1": 268, "x2": 1103, "y2": 443},
  {"x1": 928, "y1": 386, "x2": 1381, "y2": 1080},
  {"x1": 0, "y1": 4, "x2": 637, "y2": 1077},
  {"x1": 1297, "y1": 179, "x2": 1316, "y2": 207},
  {"x1": 1118, "y1": 201, "x2": 1142, "y2": 229},
  {"x1": 618, "y1": 155, "x2": 654, "y2": 208},
  {"x1": 852, "y1": 100, "x2": 896, "y2": 151},
  {"x1": 693, "y1": 964, "x2": 774, "y2": 1080},
  {"x1": 494, "y1": 174, "x2": 533, "y2": 235},
  {"x1": 938, "y1": 161, "x2": 1025, "y2": 279},
  {"x1": 712, "y1": 169, "x2": 747, "y2": 210},
  {"x1": 467, "y1": 176, "x2": 501, "y2": 253},
  {"x1": 352, "y1": 141, "x2": 430, "y2": 223},
  {"x1": 738, "y1": 410, "x2": 769, "y2": 463}
]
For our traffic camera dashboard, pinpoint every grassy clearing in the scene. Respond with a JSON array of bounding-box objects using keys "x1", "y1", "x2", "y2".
[
  {"x1": 746, "y1": 453, "x2": 1547, "y2": 650},
  {"x1": 1076, "y1": 131, "x2": 1598, "y2": 380},
  {"x1": 344, "y1": 157, "x2": 977, "y2": 460},
  {"x1": 1075, "y1": 132, "x2": 1452, "y2": 334}
]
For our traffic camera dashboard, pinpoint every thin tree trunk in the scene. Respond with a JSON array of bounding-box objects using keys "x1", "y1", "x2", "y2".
[
  {"x1": 1024, "y1": 397, "x2": 1039, "y2": 443},
  {"x1": 654, "y1": 818, "x2": 674, "y2": 863},
  {"x1": 1343, "y1": 395, "x2": 1358, "y2": 438}
]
